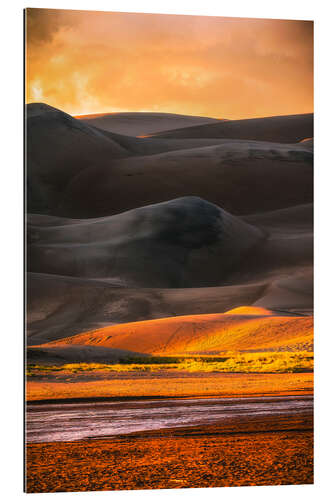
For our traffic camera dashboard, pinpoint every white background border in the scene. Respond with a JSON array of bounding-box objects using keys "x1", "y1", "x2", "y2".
[{"x1": 1, "y1": 1, "x2": 332, "y2": 499}]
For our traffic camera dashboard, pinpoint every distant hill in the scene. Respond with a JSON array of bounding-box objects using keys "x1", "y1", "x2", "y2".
[
  {"x1": 149, "y1": 113, "x2": 313, "y2": 143},
  {"x1": 77, "y1": 111, "x2": 221, "y2": 136}
]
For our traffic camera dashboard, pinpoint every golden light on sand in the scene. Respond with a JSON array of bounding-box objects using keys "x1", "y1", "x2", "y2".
[{"x1": 25, "y1": 9, "x2": 313, "y2": 119}]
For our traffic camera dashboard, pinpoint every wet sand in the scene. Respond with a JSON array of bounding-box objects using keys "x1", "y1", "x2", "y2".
[
  {"x1": 26, "y1": 395, "x2": 312, "y2": 443},
  {"x1": 25, "y1": 390, "x2": 313, "y2": 492},
  {"x1": 26, "y1": 413, "x2": 313, "y2": 492}
]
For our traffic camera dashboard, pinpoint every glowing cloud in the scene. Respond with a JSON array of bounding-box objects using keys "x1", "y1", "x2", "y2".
[{"x1": 25, "y1": 9, "x2": 313, "y2": 119}]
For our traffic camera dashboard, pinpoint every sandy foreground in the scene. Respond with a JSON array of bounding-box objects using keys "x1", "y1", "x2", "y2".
[
  {"x1": 26, "y1": 372, "x2": 313, "y2": 492},
  {"x1": 26, "y1": 371, "x2": 313, "y2": 401},
  {"x1": 26, "y1": 412, "x2": 313, "y2": 493}
]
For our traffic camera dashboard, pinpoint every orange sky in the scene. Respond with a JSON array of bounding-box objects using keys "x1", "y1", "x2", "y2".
[{"x1": 25, "y1": 9, "x2": 313, "y2": 119}]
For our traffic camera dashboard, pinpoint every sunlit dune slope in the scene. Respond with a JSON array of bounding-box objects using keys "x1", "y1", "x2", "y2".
[
  {"x1": 28, "y1": 197, "x2": 263, "y2": 287},
  {"x1": 225, "y1": 306, "x2": 275, "y2": 316},
  {"x1": 149, "y1": 113, "x2": 313, "y2": 143},
  {"x1": 41, "y1": 310, "x2": 313, "y2": 355},
  {"x1": 77, "y1": 111, "x2": 220, "y2": 136}
]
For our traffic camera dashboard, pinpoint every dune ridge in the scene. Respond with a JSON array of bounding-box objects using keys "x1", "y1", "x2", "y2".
[
  {"x1": 77, "y1": 111, "x2": 220, "y2": 136},
  {"x1": 149, "y1": 113, "x2": 313, "y2": 143}
]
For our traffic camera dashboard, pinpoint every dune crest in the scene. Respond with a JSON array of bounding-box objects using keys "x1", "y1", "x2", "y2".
[
  {"x1": 224, "y1": 306, "x2": 275, "y2": 316},
  {"x1": 77, "y1": 111, "x2": 220, "y2": 136},
  {"x1": 149, "y1": 113, "x2": 313, "y2": 143}
]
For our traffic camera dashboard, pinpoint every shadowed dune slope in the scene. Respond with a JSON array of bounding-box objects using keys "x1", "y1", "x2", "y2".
[
  {"x1": 26, "y1": 103, "x2": 130, "y2": 214},
  {"x1": 58, "y1": 140, "x2": 312, "y2": 217},
  {"x1": 149, "y1": 113, "x2": 313, "y2": 143},
  {"x1": 88, "y1": 126, "x2": 240, "y2": 157},
  {"x1": 28, "y1": 197, "x2": 263, "y2": 287},
  {"x1": 27, "y1": 345, "x2": 147, "y2": 365},
  {"x1": 253, "y1": 273, "x2": 313, "y2": 312},
  {"x1": 77, "y1": 111, "x2": 220, "y2": 136},
  {"x1": 40, "y1": 310, "x2": 313, "y2": 355},
  {"x1": 242, "y1": 204, "x2": 313, "y2": 231},
  {"x1": 26, "y1": 214, "x2": 83, "y2": 227}
]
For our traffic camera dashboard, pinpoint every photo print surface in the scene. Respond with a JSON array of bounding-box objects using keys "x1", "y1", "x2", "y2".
[{"x1": 24, "y1": 8, "x2": 314, "y2": 493}]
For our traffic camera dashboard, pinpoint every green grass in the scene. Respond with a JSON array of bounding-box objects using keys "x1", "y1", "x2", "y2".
[{"x1": 26, "y1": 352, "x2": 313, "y2": 376}]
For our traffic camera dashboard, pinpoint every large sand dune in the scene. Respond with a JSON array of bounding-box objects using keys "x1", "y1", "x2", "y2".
[
  {"x1": 149, "y1": 113, "x2": 313, "y2": 143},
  {"x1": 40, "y1": 309, "x2": 313, "y2": 355},
  {"x1": 28, "y1": 197, "x2": 263, "y2": 287},
  {"x1": 77, "y1": 111, "x2": 220, "y2": 136}
]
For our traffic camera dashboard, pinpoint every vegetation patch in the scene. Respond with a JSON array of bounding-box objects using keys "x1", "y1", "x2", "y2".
[{"x1": 26, "y1": 352, "x2": 313, "y2": 376}]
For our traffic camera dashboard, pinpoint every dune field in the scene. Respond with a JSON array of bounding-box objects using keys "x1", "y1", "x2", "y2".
[
  {"x1": 25, "y1": 104, "x2": 313, "y2": 492},
  {"x1": 26, "y1": 102, "x2": 313, "y2": 403}
]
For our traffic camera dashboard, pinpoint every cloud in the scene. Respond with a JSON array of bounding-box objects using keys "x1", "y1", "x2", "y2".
[{"x1": 25, "y1": 9, "x2": 313, "y2": 118}]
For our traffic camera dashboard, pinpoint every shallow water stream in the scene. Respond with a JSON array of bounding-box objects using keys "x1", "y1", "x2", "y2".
[{"x1": 26, "y1": 395, "x2": 313, "y2": 443}]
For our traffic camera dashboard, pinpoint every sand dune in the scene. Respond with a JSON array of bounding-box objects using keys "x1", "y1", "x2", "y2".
[
  {"x1": 26, "y1": 273, "x2": 269, "y2": 346},
  {"x1": 58, "y1": 139, "x2": 312, "y2": 217},
  {"x1": 26, "y1": 272, "x2": 312, "y2": 347},
  {"x1": 225, "y1": 306, "x2": 276, "y2": 316},
  {"x1": 40, "y1": 310, "x2": 313, "y2": 355},
  {"x1": 242, "y1": 204, "x2": 313, "y2": 231},
  {"x1": 149, "y1": 113, "x2": 313, "y2": 143},
  {"x1": 26, "y1": 103, "x2": 129, "y2": 214},
  {"x1": 77, "y1": 111, "x2": 220, "y2": 136},
  {"x1": 26, "y1": 201, "x2": 313, "y2": 345},
  {"x1": 28, "y1": 197, "x2": 263, "y2": 287},
  {"x1": 253, "y1": 273, "x2": 313, "y2": 312},
  {"x1": 26, "y1": 214, "x2": 83, "y2": 227},
  {"x1": 89, "y1": 126, "x2": 241, "y2": 157},
  {"x1": 26, "y1": 104, "x2": 312, "y2": 219}
]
